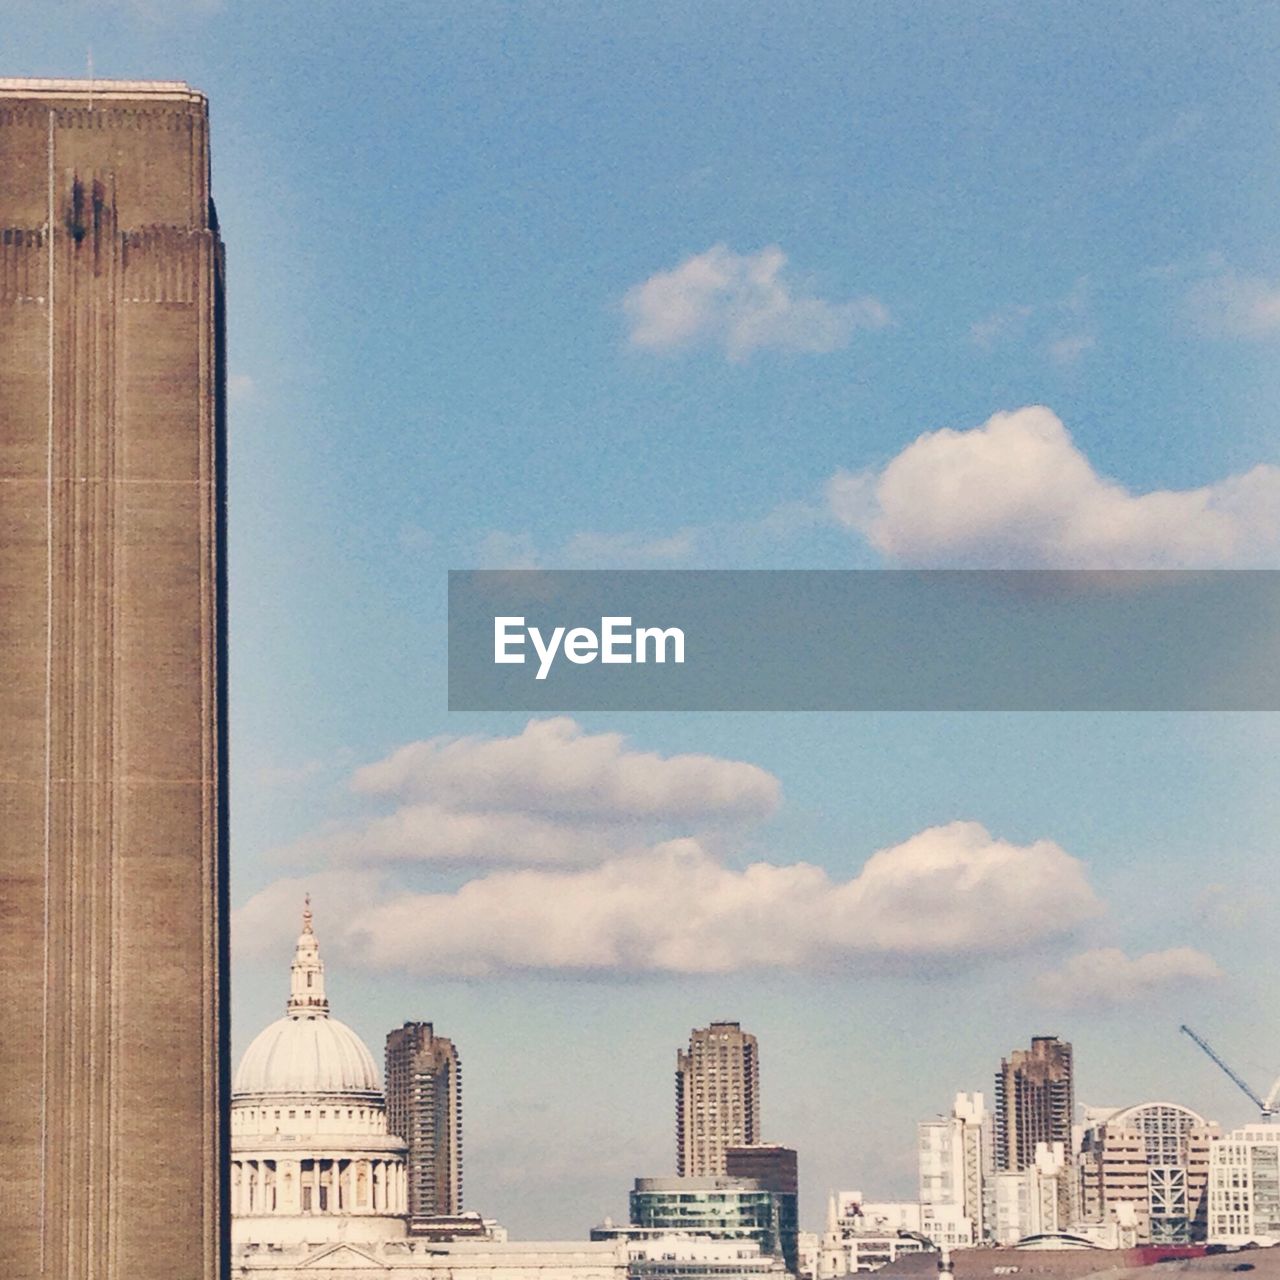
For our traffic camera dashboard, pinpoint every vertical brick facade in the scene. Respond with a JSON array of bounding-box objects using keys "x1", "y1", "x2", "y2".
[{"x1": 0, "y1": 80, "x2": 227, "y2": 1280}]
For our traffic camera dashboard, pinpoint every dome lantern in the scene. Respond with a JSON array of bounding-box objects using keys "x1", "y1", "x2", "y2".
[{"x1": 287, "y1": 893, "x2": 329, "y2": 1018}]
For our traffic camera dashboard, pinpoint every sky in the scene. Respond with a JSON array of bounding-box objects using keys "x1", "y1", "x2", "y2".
[{"x1": 7, "y1": 0, "x2": 1280, "y2": 1238}]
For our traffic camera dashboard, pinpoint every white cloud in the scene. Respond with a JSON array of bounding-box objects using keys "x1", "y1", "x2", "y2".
[
  {"x1": 275, "y1": 719, "x2": 778, "y2": 872},
  {"x1": 232, "y1": 869, "x2": 385, "y2": 961},
  {"x1": 969, "y1": 280, "x2": 1093, "y2": 362},
  {"x1": 1032, "y1": 946, "x2": 1222, "y2": 1009},
  {"x1": 1046, "y1": 333, "x2": 1096, "y2": 365},
  {"x1": 309, "y1": 802, "x2": 619, "y2": 869},
  {"x1": 1187, "y1": 270, "x2": 1280, "y2": 338},
  {"x1": 354, "y1": 717, "x2": 780, "y2": 825},
  {"x1": 828, "y1": 405, "x2": 1280, "y2": 567},
  {"x1": 970, "y1": 304, "x2": 1033, "y2": 351},
  {"x1": 623, "y1": 244, "x2": 889, "y2": 361},
  {"x1": 238, "y1": 820, "x2": 1103, "y2": 978},
  {"x1": 228, "y1": 372, "x2": 256, "y2": 401}
]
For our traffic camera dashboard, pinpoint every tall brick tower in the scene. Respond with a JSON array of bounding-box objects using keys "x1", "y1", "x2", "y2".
[
  {"x1": 0, "y1": 80, "x2": 227, "y2": 1279},
  {"x1": 994, "y1": 1035, "x2": 1075, "y2": 1173},
  {"x1": 385, "y1": 1022, "x2": 463, "y2": 1224},
  {"x1": 676, "y1": 1022, "x2": 760, "y2": 1177}
]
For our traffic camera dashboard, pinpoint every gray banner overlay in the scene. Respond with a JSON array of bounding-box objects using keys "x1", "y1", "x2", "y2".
[{"x1": 448, "y1": 570, "x2": 1280, "y2": 711}]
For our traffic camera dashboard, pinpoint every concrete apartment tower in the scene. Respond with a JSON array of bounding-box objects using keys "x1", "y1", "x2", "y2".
[
  {"x1": 385, "y1": 1023, "x2": 463, "y2": 1223},
  {"x1": 994, "y1": 1036, "x2": 1074, "y2": 1173},
  {"x1": 676, "y1": 1022, "x2": 760, "y2": 1177},
  {"x1": 0, "y1": 80, "x2": 227, "y2": 1279}
]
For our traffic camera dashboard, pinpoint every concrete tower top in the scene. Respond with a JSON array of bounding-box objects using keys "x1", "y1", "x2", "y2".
[{"x1": 0, "y1": 78, "x2": 206, "y2": 103}]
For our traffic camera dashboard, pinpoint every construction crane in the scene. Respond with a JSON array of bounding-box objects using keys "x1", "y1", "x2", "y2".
[{"x1": 1180, "y1": 1024, "x2": 1276, "y2": 1119}]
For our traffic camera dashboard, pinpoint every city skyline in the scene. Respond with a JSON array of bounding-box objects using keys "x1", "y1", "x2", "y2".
[
  {"x1": 6, "y1": 0, "x2": 1278, "y2": 1243},
  {"x1": 232, "y1": 917, "x2": 1279, "y2": 1260}
]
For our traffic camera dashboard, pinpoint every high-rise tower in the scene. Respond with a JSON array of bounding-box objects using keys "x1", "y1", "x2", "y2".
[
  {"x1": 0, "y1": 80, "x2": 227, "y2": 1279},
  {"x1": 676, "y1": 1022, "x2": 760, "y2": 1177},
  {"x1": 994, "y1": 1036, "x2": 1074, "y2": 1173},
  {"x1": 385, "y1": 1023, "x2": 463, "y2": 1223}
]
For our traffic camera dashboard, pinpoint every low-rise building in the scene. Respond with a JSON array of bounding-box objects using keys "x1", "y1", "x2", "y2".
[
  {"x1": 627, "y1": 1177, "x2": 790, "y2": 1263},
  {"x1": 990, "y1": 1143, "x2": 1070, "y2": 1245},
  {"x1": 1207, "y1": 1121, "x2": 1280, "y2": 1245},
  {"x1": 624, "y1": 1234, "x2": 789, "y2": 1277}
]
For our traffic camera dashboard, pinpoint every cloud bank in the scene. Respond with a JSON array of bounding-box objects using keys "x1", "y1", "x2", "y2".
[
  {"x1": 1187, "y1": 269, "x2": 1280, "y2": 339},
  {"x1": 828, "y1": 406, "x2": 1280, "y2": 567},
  {"x1": 238, "y1": 816, "x2": 1103, "y2": 978},
  {"x1": 353, "y1": 717, "x2": 779, "y2": 825},
  {"x1": 1032, "y1": 946, "x2": 1223, "y2": 1008},
  {"x1": 624, "y1": 244, "x2": 888, "y2": 361}
]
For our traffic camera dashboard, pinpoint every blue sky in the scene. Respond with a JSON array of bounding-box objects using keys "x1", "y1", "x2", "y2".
[{"x1": 8, "y1": 0, "x2": 1280, "y2": 1238}]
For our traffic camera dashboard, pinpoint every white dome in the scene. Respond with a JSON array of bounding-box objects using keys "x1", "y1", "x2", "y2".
[{"x1": 233, "y1": 1012, "x2": 382, "y2": 1098}]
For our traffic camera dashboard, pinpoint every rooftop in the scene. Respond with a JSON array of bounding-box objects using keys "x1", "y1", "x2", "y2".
[{"x1": 0, "y1": 78, "x2": 205, "y2": 103}]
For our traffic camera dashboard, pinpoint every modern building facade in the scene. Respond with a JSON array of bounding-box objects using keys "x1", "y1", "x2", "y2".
[
  {"x1": 918, "y1": 1092, "x2": 990, "y2": 1243},
  {"x1": 1078, "y1": 1103, "x2": 1218, "y2": 1243},
  {"x1": 385, "y1": 1022, "x2": 463, "y2": 1224},
  {"x1": 589, "y1": 1229, "x2": 787, "y2": 1279},
  {"x1": 1207, "y1": 1122, "x2": 1280, "y2": 1246},
  {"x1": 677, "y1": 1023, "x2": 761, "y2": 1177},
  {"x1": 724, "y1": 1147, "x2": 798, "y2": 1274},
  {"x1": 990, "y1": 1142, "x2": 1071, "y2": 1245},
  {"x1": 630, "y1": 1177, "x2": 786, "y2": 1262},
  {"x1": 0, "y1": 78, "x2": 227, "y2": 1280},
  {"x1": 995, "y1": 1037, "x2": 1075, "y2": 1174}
]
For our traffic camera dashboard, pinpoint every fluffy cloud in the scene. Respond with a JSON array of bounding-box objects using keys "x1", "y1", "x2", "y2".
[
  {"x1": 233, "y1": 869, "x2": 385, "y2": 961},
  {"x1": 270, "y1": 719, "x2": 778, "y2": 872},
  {"x1": 623, "y1": 244, "x2": 889, "y2": 361},
  {"x1": 1032, "y1": 946, "x2": 1223, "y2": 1009},
  {"x1": 354, "y1": 717, "x2": 779, "y2": 825},
  {"x1": 240, "y1": 820, "x2": 1103, "y2": 977},
  {"x1": 300, "y1": 803, "x2": 619, "y2": 869},
  {"x1": 828, "y1": 406, "x2": 1280, "y2": 567},
  {"x1": 1187, "y1": 270, "x2": 1280, "y2": 338}
]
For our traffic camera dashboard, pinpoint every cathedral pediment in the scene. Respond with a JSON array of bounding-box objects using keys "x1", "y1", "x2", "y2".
[{"x1": 296, "y1": 1241, "x2": 389, "y2": 1270}]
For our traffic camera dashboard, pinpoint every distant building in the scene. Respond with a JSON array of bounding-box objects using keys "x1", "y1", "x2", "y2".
[
  {"x1": 818, "y1": 1194, "x2": 929, "y2": 1275},
  {"x1": 678, "y1": 1023, "x2": 762, "y2": 1177},
  {"x1": 1078, "y1": 1102, "x2": 1218, "y2": 1243},
  {"x1": 385, "y1": 1021, "x2": 463, "y2": 1223},
  {"x1": 232, "y1": 906, "x2": 625, "y2": 1277},
  {"x1": 1207, "y1": 1121, "x2": 1280, "y2": 1245},
  {"x1": 231, "y1": 904, "x2": 409, "y2": 1248},
  {"x1": 995, "y1": 1037, "x2": 1075, "y2": 1173},
  {"x1": 990, "y1": 1142, "x2": 1071, "y2": 1245},
  {"x1": 629, "y1": 1176, "x2": 787, "y2": 1263},
  {"x1": 918, "y1": 1092, "x2": 991, "y2": 1243},
  {"x1": 725, "y1": 1146, "x2": 799, "y2": 1274},
  {"x1": 589, "y1": 1230, "x2": 787, "y2": 1278}
]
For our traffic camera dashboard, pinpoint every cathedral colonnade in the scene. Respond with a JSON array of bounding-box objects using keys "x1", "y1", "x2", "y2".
[{"x1": 230, "y1": 1155, "x2": 407, "y2": 1218}]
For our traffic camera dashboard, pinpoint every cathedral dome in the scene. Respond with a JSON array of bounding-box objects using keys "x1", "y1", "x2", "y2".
[
  {"x1": 233, "y1": 1011, "x2": 381, "y2": 1098},
  {"x1": 232, "y1": 897, "x2": 382, "y2": 1100}
]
